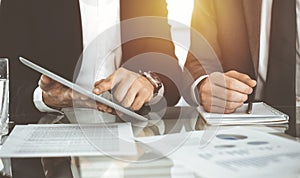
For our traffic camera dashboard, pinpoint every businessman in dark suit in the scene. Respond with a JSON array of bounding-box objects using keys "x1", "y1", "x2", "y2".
[
  {"x1": 0, "y1": 0, "x2": 181, "y2": 124},
  {"x1": 185, "y1": 0, "x2": 297, "y2": 132},
  {"x1": 0, "y1": 0, "x2": 181, "y2": 177}
]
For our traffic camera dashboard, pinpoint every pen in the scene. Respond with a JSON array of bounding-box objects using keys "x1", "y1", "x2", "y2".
[
  {"x1": 246, "y1": 86, "x2": 256, "y2": 114},
  {"x1": 246, "y1": 101, "x2": 253, "y2": 114}
]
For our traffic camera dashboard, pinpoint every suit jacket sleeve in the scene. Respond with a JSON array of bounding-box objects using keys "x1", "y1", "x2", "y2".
[{"x1": 120, "y1": 0, "x2": 182, "y2": 106}]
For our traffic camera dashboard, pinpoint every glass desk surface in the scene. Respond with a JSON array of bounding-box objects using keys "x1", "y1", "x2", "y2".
[{"x1": 1, "y1": 107, "x2": 299, "y2": 178}]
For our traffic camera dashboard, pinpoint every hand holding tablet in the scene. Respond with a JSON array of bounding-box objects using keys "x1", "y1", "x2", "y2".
[{"x1": 19, "y1": 57, "x2": 148, "y2": 121}]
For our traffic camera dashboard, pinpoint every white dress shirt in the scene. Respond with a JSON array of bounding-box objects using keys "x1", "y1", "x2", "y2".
[
  {"x1": 33, "y1": 0, "x2": 122, "y2": 113},
  {"x1": 255, "y1": 0, "x2": 273, "y2": 100}
]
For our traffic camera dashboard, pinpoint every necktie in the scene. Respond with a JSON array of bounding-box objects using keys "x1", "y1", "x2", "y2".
[{"x1": 264, "y1": 0, "x2": 297, "y2": 136}]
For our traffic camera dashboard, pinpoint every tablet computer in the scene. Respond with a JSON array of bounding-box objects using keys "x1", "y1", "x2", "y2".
[{"x1": 19, "y1": 56, "x2": 148, "y2": 121}]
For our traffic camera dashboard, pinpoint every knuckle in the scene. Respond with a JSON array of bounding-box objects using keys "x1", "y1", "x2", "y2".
[
  {"x1": 122, "y1": 101, "x2": 131, "y2": 108},
  {"x1": 226, "y1": 91, "x2": 234, "y2": 99},
  {"x1": 104, "y1": 79, "x2": 113, "y2": 87},
  {"x1": 243, "y1": 87, "x2": 251, "y2": 94},
  {"x1": 226, "y1": 102, "x2": 233, "y2": 109},
  {"x1": 128, "y1": 90, "x2": 137, "y2": 98},
  {"x1": 145, "y1": 97, "x2": 151, "y2": 103},
  {"x1": 200, "y1": 98, "x2": 207, "y2": 105},
  {"x1": 140, "y1": 87, "x2": 151, "y2": 94},
  {"x1": 200, "y1": 92, "x2": 207, "y2": 101},
  {"x1": 203, "y1": 105, "x2": 210, "y2": 112},
  {"x1": 243, "y1": 94, "x2": 248, "y2": 101},
  {"x1": 228, "y1": 70, "x2": 237, "y2": 75},
  {"x1": 202, "y1": 81, "x2": 210, "y2": 91},
  {"x1": 226, "y1": 80, "x2": 233, "y2": 88},
  {"x1": 135, "y1": 80, "x2": 143, "y2": 88},
  {"x1": 114, "y1": 94, "x2": 123, "y2": 103},
  {"x1": 238, "y1": 94, "x2": 247, "y2": 102},
  {"x1": 145, "y1": 94, "x2": 153, "y2": 103},
  {"x1": 231, "y1": 70, "x2": 238, "y2": 74},
  {"x1": 133, "y1": 102, "x2": 143, "y2": 110},
  {"x1": 202, "y1": 85, "x2": 212, "y2": 96},
  {"x1": 237, "y1": 102, "x2": 244, "y2": 107},
  {"x1": 226, "y1": 102, "x2": 236, "y2": 109},
  {"x1": 224, "y1": 109, "x2": 231, "y2": 114},
  {"x1": 94, "y1": 79, "x2": 103, "y2": 87},
  {"x1": 119, "y1": 67, "x2": 126, "y2": 73},
  {"x1": 210, "y1": 72, "x2": 220, "y2": 79}
]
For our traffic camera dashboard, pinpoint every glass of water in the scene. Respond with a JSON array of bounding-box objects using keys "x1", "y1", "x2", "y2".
[{"x1": 0, "y1": 58, "x2": 9, "y2": 140}]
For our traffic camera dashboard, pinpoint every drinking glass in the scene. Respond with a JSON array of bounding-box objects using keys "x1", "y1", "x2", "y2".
[{"x1": 0, "y1": 58, "x2": 9, "y2": 140}]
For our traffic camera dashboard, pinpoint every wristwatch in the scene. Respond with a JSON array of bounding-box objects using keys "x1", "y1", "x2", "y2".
[{"x1": 141, "y1": 71, "x2": 162, "y2": 94}]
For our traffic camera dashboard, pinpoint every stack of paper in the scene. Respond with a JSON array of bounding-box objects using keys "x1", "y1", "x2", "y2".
[
  {"x1": 0, "y1": 123, "x2": 137, "y2": 157},
  {"x1": 197, "y1": 102, "x2": 289, "y2": 125},
  {"x1": 79, "y1": 156, "x2": 175, "y2": 178}
]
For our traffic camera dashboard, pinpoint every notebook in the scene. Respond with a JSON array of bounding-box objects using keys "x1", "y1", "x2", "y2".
[
  {"x1": 19, "y1": 56, "x2": 148, "y2": 121},
  {"x1": 197, "y1": 102, "x2": 289, "y2": 125}
]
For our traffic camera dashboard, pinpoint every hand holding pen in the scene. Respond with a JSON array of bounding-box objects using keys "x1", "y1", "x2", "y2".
[{"x1": 198, "y1": 70, "x2": 257, "y2": 114}]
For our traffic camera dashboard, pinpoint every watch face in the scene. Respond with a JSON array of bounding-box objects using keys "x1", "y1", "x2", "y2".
[
  {"x1": 151, "y1": 72, "x2": 161, "y2": 81},
  {"x1": 143, "y1": 71, "x2": 162, "y2": 91}
]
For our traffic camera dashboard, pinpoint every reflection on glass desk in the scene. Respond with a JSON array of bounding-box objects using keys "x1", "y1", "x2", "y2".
[{"x1": 2, "y1": 107, "x2": 300, "y2": 178}]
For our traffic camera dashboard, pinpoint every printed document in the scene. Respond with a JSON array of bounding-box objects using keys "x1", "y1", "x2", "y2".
[
  {"x1": 0, "y1": 123, "x2": 136, "y2": 157},
  {"x1": 137, "y1": 127, "x2": 300, "y2": 177}
]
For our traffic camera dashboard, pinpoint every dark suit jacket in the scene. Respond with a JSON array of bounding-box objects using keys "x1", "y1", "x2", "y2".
[
  {"x1": 0, "y1": 0, "x2": 181, "y2": 124},
  {"x1": 185, "y1": 0, "x2": 261, "y2": 81}
]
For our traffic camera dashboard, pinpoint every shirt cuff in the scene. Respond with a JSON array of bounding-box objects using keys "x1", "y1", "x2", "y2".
[
  {"x1": 191, "y1": 75, "x2": 208, "y2": 105},
  {"x1": 33, "y1": 87, "x2": 64, "y2": 115}
]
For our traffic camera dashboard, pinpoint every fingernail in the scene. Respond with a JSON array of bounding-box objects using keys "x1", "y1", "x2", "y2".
[
  {"x1": 94, "y1": 88, "x2": 100, "y2": 94},
  {"x1": 249, "y1": 88, "x2": 253, "y2": 93}
]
